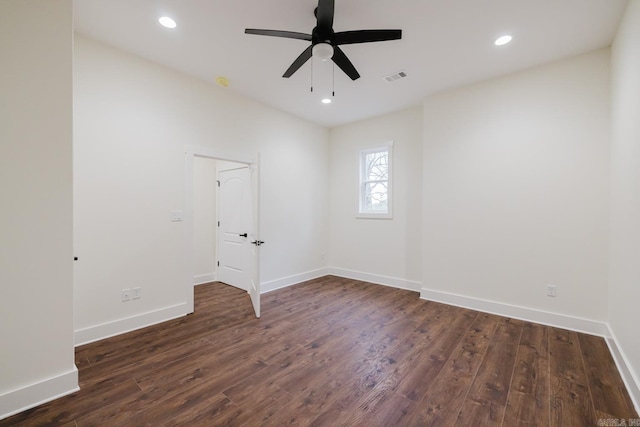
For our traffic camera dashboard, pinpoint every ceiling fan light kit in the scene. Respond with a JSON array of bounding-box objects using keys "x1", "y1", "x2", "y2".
[
  {"x1": 245, "y1": 0, "x2": 402, "y2": 81},
  {"x1": 313, "y1": 42, "x2": 334, "y2": 61}
]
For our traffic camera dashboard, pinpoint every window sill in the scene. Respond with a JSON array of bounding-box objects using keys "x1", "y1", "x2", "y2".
[{"x1": 356, "y1": 213, "x2": 393, "y2": 220}]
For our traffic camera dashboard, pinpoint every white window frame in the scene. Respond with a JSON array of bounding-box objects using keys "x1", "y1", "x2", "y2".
[{"x1": 357, "y1": 141, "x2": 393, "y2": 219}]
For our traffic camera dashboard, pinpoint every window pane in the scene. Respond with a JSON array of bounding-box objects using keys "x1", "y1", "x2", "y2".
[
  {"x1": 365, "y1": 151, "x2": 388, "y2": 181},
  {"x1": 359, "y1": 144, "x2": 392, "y2": 218},
  {"x1": 363, "y1": 181, "x2": 388, "y2": 211}
]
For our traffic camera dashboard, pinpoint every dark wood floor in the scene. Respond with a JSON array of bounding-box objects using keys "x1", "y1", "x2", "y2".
[{"x1": 3, "y1": 276, "x2": 637, "y2": 426}]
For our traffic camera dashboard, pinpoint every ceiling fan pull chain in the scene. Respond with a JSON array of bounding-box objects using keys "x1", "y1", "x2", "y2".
[
  {"x1": 310, "y1": 56, "x2": 314, "y2": 92},
  {"x1": 332, "y1": 61, "x2": 335, "y2": 97}
]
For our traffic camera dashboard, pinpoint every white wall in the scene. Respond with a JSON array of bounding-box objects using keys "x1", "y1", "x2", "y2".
[
  {"x1": 329, "y1": 107, "x2": 423, "y2": 289},
  {"x1": 421, "y1": 49, "x2": 611, "y2": 322},
  {"x1": 73, "y1": 36, "x2": 329, "y2": 343},
  {"x1": 193, "y1": 156, "x2": 217, "y2": 284},
  {"x1": 0, "y1": 0, "x2": 77, "y2": 419},
  {"x1": 609, "y1": 0, "x2": 640, "y2": 406}
]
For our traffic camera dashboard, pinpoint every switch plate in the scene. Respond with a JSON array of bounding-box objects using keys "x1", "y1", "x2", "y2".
[
  {"x1": 547, "y1": 285, "x2": 557, "y2": 297},
  {"x1": 132, "y1": 287, "x2": 141, "y2": 300},
  {"x1": 121, "y1": 289, "x2": 131, "y2": 301},
  {"x1": 171, "y1": 210, "x2": 183, "y2": 222}
]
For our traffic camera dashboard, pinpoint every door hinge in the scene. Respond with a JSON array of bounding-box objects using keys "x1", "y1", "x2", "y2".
[
  {"x1": 217, "y1": 221, "x2": 220, "y2": 227},
  {"x1": 217, "y1": 261, "x2": 220, "y2": 267},
  {"x1": 217, "y1": 180, "x2": 220, "y2": 187}
]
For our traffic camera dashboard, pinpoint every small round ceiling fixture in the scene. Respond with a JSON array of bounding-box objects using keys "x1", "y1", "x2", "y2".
[
  {"x1": 494, "y1": 35, "x2": 512, "y2": 46},
  {"x1": 313, "y1": 43, "x2": 334, "y2": 61},
  {"x1": 159, "y1": 16, "x2": 177, "y2": 29},
  {"x1": 321, "y1": 98, "x2": 332, "y2": 104}
]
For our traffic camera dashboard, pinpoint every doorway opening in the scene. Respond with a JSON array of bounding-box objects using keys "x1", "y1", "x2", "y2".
[{"x1": 185, "y1": 146, "x2": 261, "y2": 318}]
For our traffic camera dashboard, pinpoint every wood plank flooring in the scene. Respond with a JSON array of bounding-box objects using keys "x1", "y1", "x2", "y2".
[{"x1": 2, "y1": 276, "x2": 637, "y2": 426}]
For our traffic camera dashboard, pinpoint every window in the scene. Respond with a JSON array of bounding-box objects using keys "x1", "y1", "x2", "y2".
[{"x1": 358, "y1": 143, "x2": 393, "y2": 218}]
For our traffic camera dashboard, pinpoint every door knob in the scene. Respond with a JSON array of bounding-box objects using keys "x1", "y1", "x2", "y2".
[
  {"x1": 239, "y1": 233, "x2": 248, "y2": 238},
  {"x1": 251, "y1": 240, "x2": 265, "y2": 246}
]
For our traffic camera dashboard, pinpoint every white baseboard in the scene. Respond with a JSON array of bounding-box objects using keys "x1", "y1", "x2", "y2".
[
  {"x1": 419, "y1": 287, "x2": 609, "y2": 337},
  {"x1": 70, "y1": 269, "x2": 639, "y2": 416},
  {"x1": 0, "y1": 367, "x2": 78, "y2": 421},
  {"x1": 261, "y1": 268, "x2": 331, "y2": 293},
  {"x1": 418, "y1": 287, "x2": 640, "y2": 412},
  {"x1": 330, "y1": 267, "x2": 422, "y2": 292},
  {"x1": 74, "y1": 303, "x2": 189, "y2": 346},
  {"x1": 605, "y1": 327, "x2": 640, "y2": 414},
  {"x1": 193, "y1": 273, "x2": 217, "y2": 286}
]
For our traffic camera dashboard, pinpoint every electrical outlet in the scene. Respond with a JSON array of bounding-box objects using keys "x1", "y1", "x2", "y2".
[
  {"x1": 320, "y1": 252, "x2": 326, "y2": 262},
  {"x1": 547, "y1": 285, "x2": 557, "y2": 297},
  {"x1": 132, "y1": 287, "x2": 142, "y2": 300},
  {"x1": 121, "y1": 289, "x2": 131, "y2": 302}
]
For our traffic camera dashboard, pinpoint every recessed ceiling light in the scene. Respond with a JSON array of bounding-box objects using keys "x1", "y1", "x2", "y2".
[
  {"x1": 321, "y1": 98, "x2": 332, "y2": 104},
  {"x1": 159, "y1": 16, "x2": 177, "y2": 29},
  {"x1": 494, "y1": 35, "x2": 512, "y2": 46}
]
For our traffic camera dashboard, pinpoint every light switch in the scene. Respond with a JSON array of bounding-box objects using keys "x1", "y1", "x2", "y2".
[{"x1": 171, "y1": 210, "x2": 183, "y2": 222}]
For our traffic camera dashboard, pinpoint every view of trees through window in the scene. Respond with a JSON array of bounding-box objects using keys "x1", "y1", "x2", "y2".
[{"x1": 361, "y1": 148, "x2": 389, "y2": 212}]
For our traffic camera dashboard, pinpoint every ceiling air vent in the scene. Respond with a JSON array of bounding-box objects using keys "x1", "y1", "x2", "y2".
[{"x1": 383, "y1": 71, "x2": 407, "y2": 83}]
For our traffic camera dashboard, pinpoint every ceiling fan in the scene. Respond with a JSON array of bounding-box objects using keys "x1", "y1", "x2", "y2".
[{"x1": 245, "y1": 0, "x2": 402, "y2": 81}]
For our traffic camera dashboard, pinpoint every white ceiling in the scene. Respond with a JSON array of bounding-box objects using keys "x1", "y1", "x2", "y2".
[{"x1": 73, "y1": 0, "x2": 628, "y2": 128}]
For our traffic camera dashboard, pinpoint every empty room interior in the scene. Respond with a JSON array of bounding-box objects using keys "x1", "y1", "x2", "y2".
[{"x1": 1, "y1": 0, "x2": 640, "y2": 425}]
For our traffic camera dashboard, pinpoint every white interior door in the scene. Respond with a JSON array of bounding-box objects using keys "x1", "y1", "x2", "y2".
[
  {"x1": 248, "y1": 160, "x2": 261, "y2": 317},
  {"x1": 218, "y1": 167, "x2": 250, "y2": 291},
  {"x1": 217, "y1": 164, "x2": 261, "y2": 317}
]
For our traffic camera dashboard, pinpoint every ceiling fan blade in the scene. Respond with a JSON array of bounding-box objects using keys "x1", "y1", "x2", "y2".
[
  {"x1": 334, "y1": 29, "x2": 402, "y2": 45},
  {"x1": 283, "y1": 45, "x2": 313, "y2": 78},
  {"x1": 332, "y1": 46, "x2": 360, "y2": 80},
  {"x1": 316, "y1": 0, "x2": 335, "y2": 31},
  {"x1": 245, "y1": 29, "x2": 312, "y2": 41}
]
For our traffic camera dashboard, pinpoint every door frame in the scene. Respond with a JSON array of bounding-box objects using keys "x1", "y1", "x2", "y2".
[{"x1": 184, "y1": 145, "x2": 259, "y2": 314}]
